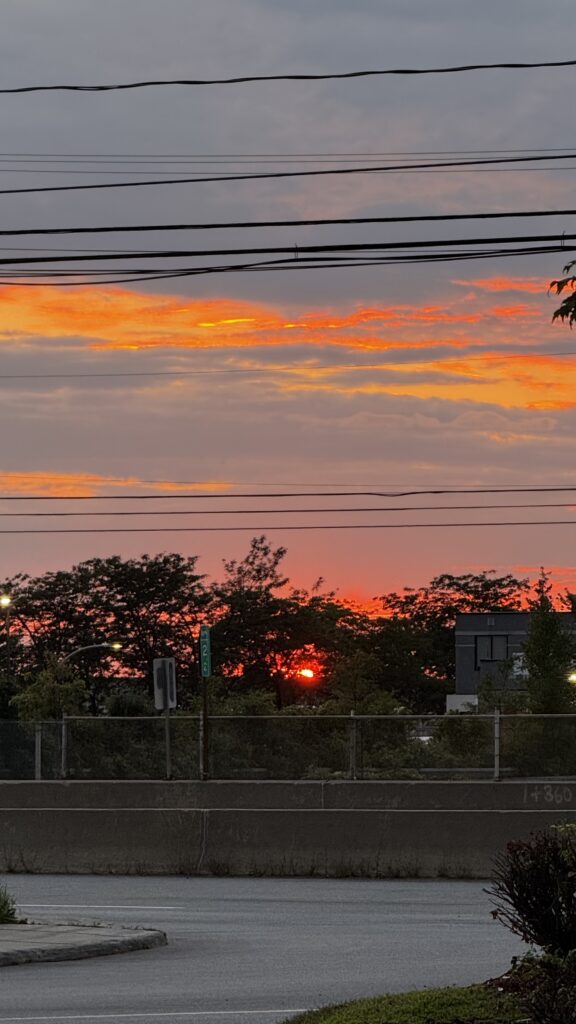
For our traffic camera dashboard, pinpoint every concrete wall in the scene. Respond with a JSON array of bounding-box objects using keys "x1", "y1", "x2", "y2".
[{"x1": 1, "y1": 780, "x2": 575, "y2": 877}]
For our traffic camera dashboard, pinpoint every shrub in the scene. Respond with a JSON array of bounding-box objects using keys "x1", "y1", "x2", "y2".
[
  {"x1": 486, "y1": 825, "x2": 576, "y2": 955},
  {"x1": 509, "y1": 951, "x2": 576, "y2": 1024},
  {"x1": 0, "y1": 883, "x2": 17, "y2": 923}
]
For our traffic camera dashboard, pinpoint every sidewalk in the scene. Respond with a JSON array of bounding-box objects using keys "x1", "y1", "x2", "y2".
[{"x1": 0, "y1": 923, "x2": 167, "y2": 966}]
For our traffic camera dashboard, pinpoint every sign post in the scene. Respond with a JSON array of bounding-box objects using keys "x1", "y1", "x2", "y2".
[
  {"x1": 199, "y1": 627, "x2": 211, "y2": 781},
  {"x1": 153, "y1": 657, "x2": 177, "y2": 779}
]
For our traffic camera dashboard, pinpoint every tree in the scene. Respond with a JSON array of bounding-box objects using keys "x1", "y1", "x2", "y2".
[
  {"x1": 523, "y1": 571, "x2": 576, "y2": 714},
  {"x1": 2, "y1": 553, "x2": 210, "y2": 712},
  {"x1": 209, "y1": 536, "x2": 369, "y2": 706},
  {"x1": 551, "y1": 260, "x2": 576, "y2": 327},
  {"x1": 11, "y1": 655, "x2": 86, "y2": 720},
  {"x1": 376, "y1": 571, "x2": 529, "y2": 706}
]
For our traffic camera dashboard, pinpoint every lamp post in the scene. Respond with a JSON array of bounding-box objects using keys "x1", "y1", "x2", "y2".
[
  {"x1": 60, "y1": 641, "x2": 122, "y2": 664},
  {"x1": 0, "y1": 593, "x2": 12, "y2": 682},
  {"x1": 58, "y1": 641, "x2": 123, "y2": 778}
]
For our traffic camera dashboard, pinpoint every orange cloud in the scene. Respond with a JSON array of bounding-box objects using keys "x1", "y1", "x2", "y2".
[
  {"x1": 0, "y1": 472, "x2": 231, "y2": 497},
  {"x1": 0, "y1": 284, "x2": 549, "y2": 354},
  {"x1": 452, "y1": 276, "x2": 549, "y2": 294}
]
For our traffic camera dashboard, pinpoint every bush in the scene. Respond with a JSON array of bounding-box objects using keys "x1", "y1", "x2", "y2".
[
  {"x1": 486, "y1": 825, "x2": 576, "y2": 955},
  {"x1": 509, "y1": 951, "x2": 576, "y2": 1024},
  {"x1": 0, "y1": 883, "x2": 17, "y2": 923}
]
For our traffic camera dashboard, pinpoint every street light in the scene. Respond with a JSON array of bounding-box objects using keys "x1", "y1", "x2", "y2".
[
  {"x1": 58, "y1": 641, "x2": 123, "y2": 780},
  {"x1": 60, "y1": 641, "x2": 123, "y2": 664},
  {"x1": 0, "y1": 594, "x2": 13, "y2": 680}
]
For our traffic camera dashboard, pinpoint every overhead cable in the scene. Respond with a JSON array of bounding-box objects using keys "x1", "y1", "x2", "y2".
[
  {"x1": 2, "y1": 59, "x2": 576, "y2": 92},
  {"x1": 0, "y1": 152, "x2": 575, "y2": 197},
  {"x1": 1, "y1": 206, "x2": 576, "y2": 237},
  {"x1": 2, "y1": 486, "x2": 576, "y2": 500},
  {"x1": 2, "y1": 502, "x2": 576, "y2": 517},
  {"x1": 0, "y1": 520, "x2": 573, "y2": 534}
]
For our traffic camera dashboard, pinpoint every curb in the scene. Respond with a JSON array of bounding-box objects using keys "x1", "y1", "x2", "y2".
[{"x1": 0, "y1": 924, "x2": 167, "y2": 967}]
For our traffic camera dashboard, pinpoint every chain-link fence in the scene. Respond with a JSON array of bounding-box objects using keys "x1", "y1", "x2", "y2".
[{"x1": 3, "y1": 712, "x2": 576, "y2": 781}]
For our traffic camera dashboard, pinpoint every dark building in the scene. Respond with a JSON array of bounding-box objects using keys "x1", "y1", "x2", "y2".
[{"x1": 450, "y1": 610, "x2": 576, "y2": 711}]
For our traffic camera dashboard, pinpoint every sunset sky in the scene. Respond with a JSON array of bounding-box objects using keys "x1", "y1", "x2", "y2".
[{"x1": 1, "y1": 0, "x2": 576, "y2": 602}]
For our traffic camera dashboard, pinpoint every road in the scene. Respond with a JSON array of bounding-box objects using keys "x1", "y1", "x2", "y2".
[{"x1": 0, "y1": 875, "x2": 523, "y2": 1024}]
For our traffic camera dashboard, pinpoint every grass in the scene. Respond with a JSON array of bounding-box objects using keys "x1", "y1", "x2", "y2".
[
  {"x1": 286, "y1": 983, "x2": 521, "y2": 1024},
  {"x1": 0, "y1": 883, "x2": 18, "y2": 924}
]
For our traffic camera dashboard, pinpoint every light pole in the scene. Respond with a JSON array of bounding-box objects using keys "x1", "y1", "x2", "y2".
[
  {"x1": 0, "y1": 594, "x2": 12, "y2": 682},
  {"x1": 58, "y1": 641, "x2": 123, "y2": 778},
  {"x1": 60, "y1": 641, "x2": 122, "y2": 664}
]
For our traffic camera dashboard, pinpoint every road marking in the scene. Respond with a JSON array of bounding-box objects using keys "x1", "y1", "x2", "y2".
[
  {"x1": 18, "y1": 905, "x2": 180, "y2": 911},
  {"x1": 0, "y1": 1012, "x2": 307, "y2": 1021}
]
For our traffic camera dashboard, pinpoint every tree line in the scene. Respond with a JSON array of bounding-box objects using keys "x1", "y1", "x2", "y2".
[{"x1": 0, "y1": 536, "x2": 572, "y2": 720}]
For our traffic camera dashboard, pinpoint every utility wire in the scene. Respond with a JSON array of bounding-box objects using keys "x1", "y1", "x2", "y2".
[
  {"x1": 5, "y1": 352, "x2": 576, "y2": 381},
  {"x1": 2, "y1": 147, "x2": 575, "y2": 157},
  {"x1": 1, "y1": 502, "x2": 576, "y2": 517},
  {"x1": 0, "y1": 520, "x2": 573, "y2": 534},
  {"x1": 2, "y1": 59, "x2": 576, "y2": 92},
  {"x1": 0, "y1": 152, "x2": 575, "y2": 197},
  {"x1": 1, "y1": 206, "x2": 575, "y2": 237},
  {"x1": 0, "y1": 230, "x2": 574, "y2": 266},
  {"x1": 2, "y1": 486, "x2": 576, "y2": 500},
  {"x1": 1, "y1": 243, "x2": 574, "y2": 285}
]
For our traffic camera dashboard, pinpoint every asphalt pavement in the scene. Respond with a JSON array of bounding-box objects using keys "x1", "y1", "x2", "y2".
[{"x1": 0, "y1": 874, "x2": 524, "y2": 1024}]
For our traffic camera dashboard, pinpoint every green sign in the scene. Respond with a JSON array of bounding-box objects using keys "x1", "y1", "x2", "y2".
[{"x1": 199, "y1": 625, "x2": 212, "y2": 678}]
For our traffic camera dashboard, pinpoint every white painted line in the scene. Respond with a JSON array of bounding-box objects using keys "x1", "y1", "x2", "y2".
[
  {"x1": 18, "y1": 905, "x2": 180, "y2": 911},
  {"x1": 0, "y1": 1012, "x2": 307, "y2": 1021}
]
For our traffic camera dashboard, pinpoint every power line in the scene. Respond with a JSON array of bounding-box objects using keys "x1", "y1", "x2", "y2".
[
  {"x1": 1, "y1": 242, "x2": 574, "y2": 286},
  {"x1": 0, "y1": 152, "x2": 575, "y2": 197},
  {"x1": 0, "y1": 520, "x2": 573, "y2": 534},
  {"x1": 2, "y1": 486, "x2": 576, "y2": 501},
  {"x1": 4, "y1": 352, "x2": 576, "y2": 381},
  {"x1": 2, "y1": 206, "x2": 575, "y2": 238},
  {"x1": 0, "y1": 230, "x2": 574, "y2": 266},
  {"x1": 1, "y1": 502, "x2": 576, "y2": 517},
  {"x1": 1, "y1": 148, "x2": 575, "y2": 157},
  {"x1": 2, "y1": 59, "x2": 576, "y2": 92}
]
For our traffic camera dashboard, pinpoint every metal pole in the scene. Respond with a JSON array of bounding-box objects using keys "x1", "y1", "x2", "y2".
[
  {"x1": 5, "y1": 605, "x2": 10, "y2": 682},
  {"x1": 349, "y1": 710, "x2": 357, "y2": 781},
  {"x1": 34, "y1": 721, "x2": 42, "y2": 781},
  {"x1": 60, "y1": 714, "x2": 68, "y2": 779},
  {"x1": 164, "y1": 707, "x2": 172, "y2": 780},
  {"x1": 201, "y1": 673, "x2": 209, "y2": 781},
  {"x1": 493, "y1": 708, "x2": 501, "y2": 781},
  {"x1": 198, "y1": 709, "x2": 205, "y2": 780}
]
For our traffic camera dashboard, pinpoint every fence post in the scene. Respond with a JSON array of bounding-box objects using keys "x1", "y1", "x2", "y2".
[
  {"x1": 198, "y1": 712, "x2": 204, "y2": 774},
  {"x1": 348, "y1": 711, "x2": 357, "y2": 780},
  {"x1": 34, "y1": 721, "x2": 42, "y2": 781},
  {"x1": 60, "y1": 714, "x2": 68, "y2": 779},
  {"x1": 164, "y1": 708, "x2": 172, "y2": 780},
  {"x1": 493, "y1": 708, "x2": 501, "y2": 781}
]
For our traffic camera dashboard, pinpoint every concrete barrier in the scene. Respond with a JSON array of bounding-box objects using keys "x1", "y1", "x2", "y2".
[{"x1": 1, "y1": 781, "x2": 575, "y2": 877}]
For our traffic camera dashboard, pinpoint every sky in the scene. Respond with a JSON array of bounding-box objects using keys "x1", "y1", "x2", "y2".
[{"x1": 1, "y1": 0, "x2": 576, "y2": 603}]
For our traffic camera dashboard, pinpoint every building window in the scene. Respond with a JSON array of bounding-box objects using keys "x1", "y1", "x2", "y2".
[{"x1": 475, "y1": 635, "x2": 508, "y2": 668}]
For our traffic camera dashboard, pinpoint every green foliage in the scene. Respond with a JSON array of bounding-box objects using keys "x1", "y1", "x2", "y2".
[
  {"x1": 487, "y1": 825, "x2": 576, "y2": 955},
  {"x1": 2, "y1": 552, "x2": 209, "y2": 712},
  {"x1": 11, "y1": 655, "x2": 87, "y2": 720},
  {"x1": 287, "y1": 984, "x2": 520, "y2": 1024},
  {"x1": 0, "y1": 883, "x2": 17, "y2": 923},
  {"x1": 318, "y1": 651, "x2": 406, "y2": 714},
  {"x1": 551, "y1": 260, "x2": 576, "y2": 327},
  {"x1": 105, "y1": 688, "x2": 154, "y2": 717},
  {"x1": 523, "y1": 571, "x2": 576, "y2": 713},
  {"x1": 377, "y1": 570, "x2": 528, "y2": 700},
  {"x1": 510, "y1": 950, "x2": 576, "y2": 1024}
]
